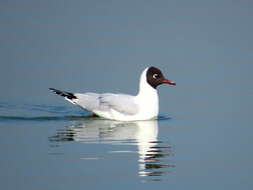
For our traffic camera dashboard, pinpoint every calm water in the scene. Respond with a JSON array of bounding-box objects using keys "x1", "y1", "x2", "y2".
[
  {"x1": 0, "y1": 99, "x2": 252, "y2": 190},
  {"x1": 1, "y1": 1, "x2": 253, "y2": 189}
]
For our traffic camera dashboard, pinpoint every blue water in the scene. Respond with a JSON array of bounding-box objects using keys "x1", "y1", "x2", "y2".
[
  {"x1": 1, "y1": 100, "x2": 252, "y2": 190},
  {"x1": 0, "y1": 104, "x2": 174, "y2": 189},
  {"x1": 1, "y1": 0, "x2": 253, "y2": 189}
]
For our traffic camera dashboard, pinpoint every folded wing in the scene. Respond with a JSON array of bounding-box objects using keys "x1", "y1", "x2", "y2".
[{"x1": 75, "y1": 93, "x2": 138, "y2": 115}]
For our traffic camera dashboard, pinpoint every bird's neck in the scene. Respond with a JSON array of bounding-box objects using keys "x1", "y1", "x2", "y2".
[
  {"x1": 136, "y1": 70, "x2": 159, "y2": 112},
  {"x1": 136, "y1": 67, "x2": 158, "y2": 98},
  {"x1": 137, "y1": 78, "x2": 158, "y2": 98}
]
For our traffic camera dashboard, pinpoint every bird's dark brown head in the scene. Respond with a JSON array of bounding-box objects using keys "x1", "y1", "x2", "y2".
[{"x1": 146, "y1": 66, "x2": 176, "y2": 89}]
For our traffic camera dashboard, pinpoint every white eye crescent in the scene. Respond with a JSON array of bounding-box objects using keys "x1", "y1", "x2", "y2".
[{"x1": 153, "y1": 74, "x2": 159, "y2": 79}]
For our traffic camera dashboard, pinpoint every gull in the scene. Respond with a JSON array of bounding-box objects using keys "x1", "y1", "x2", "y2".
[{"x1": 49, "y1": 66, "x2": 176, "y2": 121}]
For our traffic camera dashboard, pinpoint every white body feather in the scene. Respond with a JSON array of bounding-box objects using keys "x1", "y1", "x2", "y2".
[{"x1": 70, "y1": 67, "x2": 159, "y2": 121}]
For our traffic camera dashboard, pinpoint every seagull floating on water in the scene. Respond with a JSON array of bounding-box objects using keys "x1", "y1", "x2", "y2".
[{"x1": 49, "y1": 66, "x2": 176, "y2": 121}]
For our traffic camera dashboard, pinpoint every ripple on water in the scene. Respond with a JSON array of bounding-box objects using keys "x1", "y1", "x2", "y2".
[{"x1": 48, "y1": 119, "x2": 175, "y2": 181}]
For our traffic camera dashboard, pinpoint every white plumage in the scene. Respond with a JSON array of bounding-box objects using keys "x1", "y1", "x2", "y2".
[{"x1": 49, "y1": 66, "x2": 176, "y2": 121}]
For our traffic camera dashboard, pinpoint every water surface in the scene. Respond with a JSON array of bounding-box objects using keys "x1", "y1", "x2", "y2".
[
  {"x1": 0, "y1": 104, "x2": 175, "y2": 189},
  {"x1": 1, "y1": 1, "x2": 253, "y2": 189},
  {"x1": 1, "y1": 102, "x2": 252, "y2": 190}
]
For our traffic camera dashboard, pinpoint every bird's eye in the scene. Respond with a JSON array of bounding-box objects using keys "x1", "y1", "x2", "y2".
[{"x1": 153, "y1": 74, "x2": 159, "y2": 79}]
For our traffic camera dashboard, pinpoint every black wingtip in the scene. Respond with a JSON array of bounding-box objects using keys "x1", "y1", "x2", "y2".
[
  {"x1": 49, "y1": 88, "x2": 56, "y2": 93},
  {"x1": 49, "y1": 88, "x2": 77, "y2": 100}
]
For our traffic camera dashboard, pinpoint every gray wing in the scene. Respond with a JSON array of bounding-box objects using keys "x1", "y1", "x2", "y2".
[
  {"x1": 74, "y1": 93, "x2": 101, "y2": 111},
  {"x1": 100, "y1": 93, "x2": 138, "y2": 115},
  {"x1": 74, "y1": 93, "x2": 138, "y2": 115}
]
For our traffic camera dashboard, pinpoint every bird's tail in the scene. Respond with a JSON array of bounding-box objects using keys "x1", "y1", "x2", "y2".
[{"x1": 49, "y1": 88, "x2": 77, "y2": 104}]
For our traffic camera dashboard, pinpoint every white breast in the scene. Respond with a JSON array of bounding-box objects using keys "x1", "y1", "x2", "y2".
[
  {"x1": 134, "y1": 72, "x2": 159, "y2": 120},
  {"x1": 76, "y1": 67, "x2": 160, "y2": 121}
]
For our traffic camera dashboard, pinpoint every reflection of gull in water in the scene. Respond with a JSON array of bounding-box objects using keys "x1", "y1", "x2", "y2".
[{"x1": 50, "y1": 119, "x2": 173, "y2": 179}]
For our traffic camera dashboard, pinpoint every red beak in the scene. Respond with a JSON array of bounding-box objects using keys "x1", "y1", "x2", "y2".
[{"x1": 162, "y1": 79, "x2": 176, "y2": 86}]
